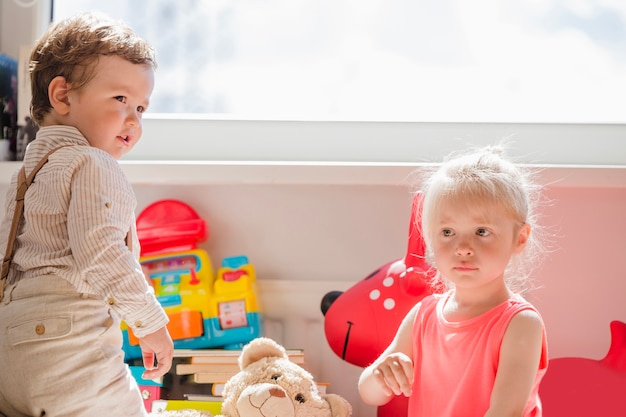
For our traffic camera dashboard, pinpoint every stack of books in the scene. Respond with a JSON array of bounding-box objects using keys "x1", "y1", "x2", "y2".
[
  {"x1": 174, "y1": 348, "x2": 306, "y2": 385},
  {"x1": 160, "y1": 348, "x2": 318, "y2": 408}
]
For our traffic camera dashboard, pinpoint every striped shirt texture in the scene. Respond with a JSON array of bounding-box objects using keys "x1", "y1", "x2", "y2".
[{"x1": 0, "y1": 125, "x2": 168, "y2": 338}]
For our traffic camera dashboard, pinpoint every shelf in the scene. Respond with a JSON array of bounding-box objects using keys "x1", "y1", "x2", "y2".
[{"x1": 0, "y1": 161, "x2": 624, "y2": 188}]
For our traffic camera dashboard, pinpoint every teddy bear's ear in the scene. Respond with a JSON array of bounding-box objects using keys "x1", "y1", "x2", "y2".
[
  {"x1": 239, "y1": 337, "x2": 289, "y2": 369},
  {"x1": 324, "y1": 393, "x2": 352, "y2": 417}
]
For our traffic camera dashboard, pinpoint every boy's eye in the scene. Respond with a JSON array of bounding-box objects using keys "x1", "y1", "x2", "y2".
[
  {"x1": 441, "y1": 229, "x2": 454, "y2": 237},
  {"x1": 115, "y1": 96, "x2": 126, "y2": 103},
  {"x1": 137, "y1": 105, "x2": 146, "y2": 113}
]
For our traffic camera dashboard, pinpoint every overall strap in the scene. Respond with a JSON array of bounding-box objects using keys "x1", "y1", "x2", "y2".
[{"x1": 0, "y1": 147, "x2": 66, "y2": 300}]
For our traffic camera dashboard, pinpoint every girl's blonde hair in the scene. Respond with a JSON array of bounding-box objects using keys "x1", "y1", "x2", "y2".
[
  {"x1": 29, "y1": 12, "x2": 157, "y2": 125},
  {"x1": 419, "y1": 145, "x2": 545, "y2": 293}
]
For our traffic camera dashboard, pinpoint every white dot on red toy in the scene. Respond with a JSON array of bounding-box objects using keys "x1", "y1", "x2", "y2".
[{"x1": 383, "y1": 298, "x2": 396, "y2": 310}]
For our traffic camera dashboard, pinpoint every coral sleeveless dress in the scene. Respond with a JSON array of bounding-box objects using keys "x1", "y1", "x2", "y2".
[{"x1": 408, "y1": 292, "x2": 548, "y2": 417}]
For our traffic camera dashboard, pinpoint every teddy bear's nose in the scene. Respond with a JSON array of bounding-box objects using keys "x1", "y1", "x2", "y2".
[{"x1": 269, "y1": 387, "x2": 286, "y2": 398}]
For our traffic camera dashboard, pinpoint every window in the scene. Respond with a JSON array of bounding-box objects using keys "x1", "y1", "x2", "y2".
[{"x1": 53, "y1": 0, "x2": 626, "y2": 124}]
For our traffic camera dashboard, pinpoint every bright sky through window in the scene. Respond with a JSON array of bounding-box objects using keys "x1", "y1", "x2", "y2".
[{"x1": 54, "y1": 0, "x2": 626, "y2": 123}]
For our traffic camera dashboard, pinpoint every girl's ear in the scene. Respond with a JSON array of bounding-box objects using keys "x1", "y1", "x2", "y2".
[
  {"x1": 48, "y1": 76, "x2": 71, "y2": 115},
  {"x1": 514, "y1": 223, "x2": 531, "y2": 254}
]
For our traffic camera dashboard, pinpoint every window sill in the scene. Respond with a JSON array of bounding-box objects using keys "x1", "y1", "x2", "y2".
[{"x1": 0, "y1": 161, "x2": 624, "y2": 188}]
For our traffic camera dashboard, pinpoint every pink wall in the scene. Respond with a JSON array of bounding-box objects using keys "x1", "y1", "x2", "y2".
[{"x1": 529, "y1": 186, "x2": 626, "y2": 360}]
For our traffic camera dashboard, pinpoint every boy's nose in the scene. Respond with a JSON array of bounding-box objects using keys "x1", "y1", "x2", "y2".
[{"x1": 126, "y1": 111, "x2": 140, "y2": 127}]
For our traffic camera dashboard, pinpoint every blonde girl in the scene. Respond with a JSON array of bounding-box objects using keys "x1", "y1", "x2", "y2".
[{"x1": 359, "y1": 145, "x2": 548, "y2": 417}]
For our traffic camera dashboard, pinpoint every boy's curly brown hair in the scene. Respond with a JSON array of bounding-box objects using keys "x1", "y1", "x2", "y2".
[{"x1": 29, "y1": 12, "x2": 157, "y2": 125}]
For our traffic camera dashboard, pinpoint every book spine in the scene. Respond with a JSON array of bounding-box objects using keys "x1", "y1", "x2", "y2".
[
  {"x1": 190, "y1": 372, "x2": 237, "y2": 384},
  {"x1": 176, "y1": 363, "x2": 240, "y2": 375},
  {"x1": 151, "y1": 399, "x2": 222, "y2": 414},
  {"x1": 187, "y1": 353, "x2": 304, "y2": 365}
]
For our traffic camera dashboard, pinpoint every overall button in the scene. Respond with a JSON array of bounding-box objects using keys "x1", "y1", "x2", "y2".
[{"x1": 35, "y1": 324, "x2": 45, "y2": 335}]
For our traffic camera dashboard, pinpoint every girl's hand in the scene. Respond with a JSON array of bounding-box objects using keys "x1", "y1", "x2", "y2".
[
  {"x1": 372, "y1": 352, "x2": 414, "y2": 397},
  {"x1": 358, "y1": 303, "x2": 419, "y2": 406}
]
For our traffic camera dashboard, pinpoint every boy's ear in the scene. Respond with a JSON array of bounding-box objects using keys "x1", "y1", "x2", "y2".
[{"x1": 48, "y1": 76, "x2": 71, "y2": 115}]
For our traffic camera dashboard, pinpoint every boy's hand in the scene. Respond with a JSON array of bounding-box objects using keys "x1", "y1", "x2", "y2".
[{"x1": 138, "y1": 326, "x2": 174, "y2": 379}]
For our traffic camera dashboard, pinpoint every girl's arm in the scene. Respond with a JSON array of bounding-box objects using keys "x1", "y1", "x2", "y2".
[
  {"x1": 485, "y1": 309, "x2": 545, "y2": 417},
  {"x1": 358, "y1": 302, "x2": 420, "y2": 406}
]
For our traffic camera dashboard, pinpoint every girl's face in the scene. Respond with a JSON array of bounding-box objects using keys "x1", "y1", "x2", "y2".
[
  {"x1": 430, "y1": 196, "x2": 530, "y2": 292},
  {"x1": 64, "y1": 55, "x2": 154, "y2": 160}
]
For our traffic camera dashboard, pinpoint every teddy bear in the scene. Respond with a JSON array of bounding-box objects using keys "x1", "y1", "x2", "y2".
[
  {"x1": 219, "y1": 337, "x2": 352, "y2": 417},
  {"x1": 150, "y1": 337, "x2": 352, "y2": 417}
]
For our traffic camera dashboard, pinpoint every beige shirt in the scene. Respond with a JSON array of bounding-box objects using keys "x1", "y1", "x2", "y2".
[{"x1": 0, "y1": 125, "x2": 168, "y2": 338}]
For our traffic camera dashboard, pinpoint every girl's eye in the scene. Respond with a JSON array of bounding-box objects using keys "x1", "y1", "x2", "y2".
[
  {"x1": 115, "y1": 96, "x2": 126, "y2": 103},
  {"x1": 476, "y1": 228, "x2": 491, "y2": 237},
  {"x1": 137, "y1": 106, "x2": 146, "y2": 113},
  {"x1": 295, "y1": 393, "x2": 305, "y2": 403},
  {"x1": 441, "y1": 229, "x2": 454, "y2": 237}
]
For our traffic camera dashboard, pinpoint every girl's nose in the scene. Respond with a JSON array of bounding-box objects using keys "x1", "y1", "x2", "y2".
[{"x1": 455, "y1": 241, "x2": 473, "y2": 256}]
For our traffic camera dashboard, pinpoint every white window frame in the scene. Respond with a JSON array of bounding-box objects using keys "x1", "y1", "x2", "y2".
[{"x1": 2, "y1": 0, "x2": 624, "y2": 189}]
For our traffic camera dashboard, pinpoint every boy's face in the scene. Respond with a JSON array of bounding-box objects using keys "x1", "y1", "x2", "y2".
[{"x1": 64, "y1": 55, "x2": 154, "y2": 160}]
